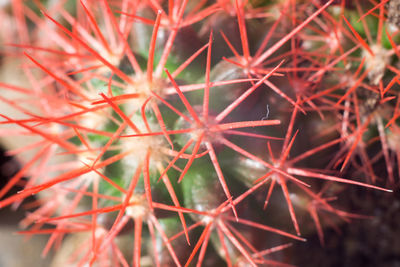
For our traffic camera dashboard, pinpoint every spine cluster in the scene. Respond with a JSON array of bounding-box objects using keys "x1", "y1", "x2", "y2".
[{"x1": 0, "y1": 1, "x2": 398, "y2": 266}]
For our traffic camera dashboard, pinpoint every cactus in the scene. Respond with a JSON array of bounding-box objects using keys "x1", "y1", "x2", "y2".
[{"x1": 0, "y1": 0, "x2": 398, "y2": 266}]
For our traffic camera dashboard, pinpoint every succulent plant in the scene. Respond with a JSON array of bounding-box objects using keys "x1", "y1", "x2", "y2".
[{"x1": 0, "y1": 0, "x2": 398, "y2": 266}]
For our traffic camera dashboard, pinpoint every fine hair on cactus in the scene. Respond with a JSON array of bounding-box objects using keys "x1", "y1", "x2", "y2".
[{"x1": 0, "y1": 0, "x2": 399, "y2": 266}]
